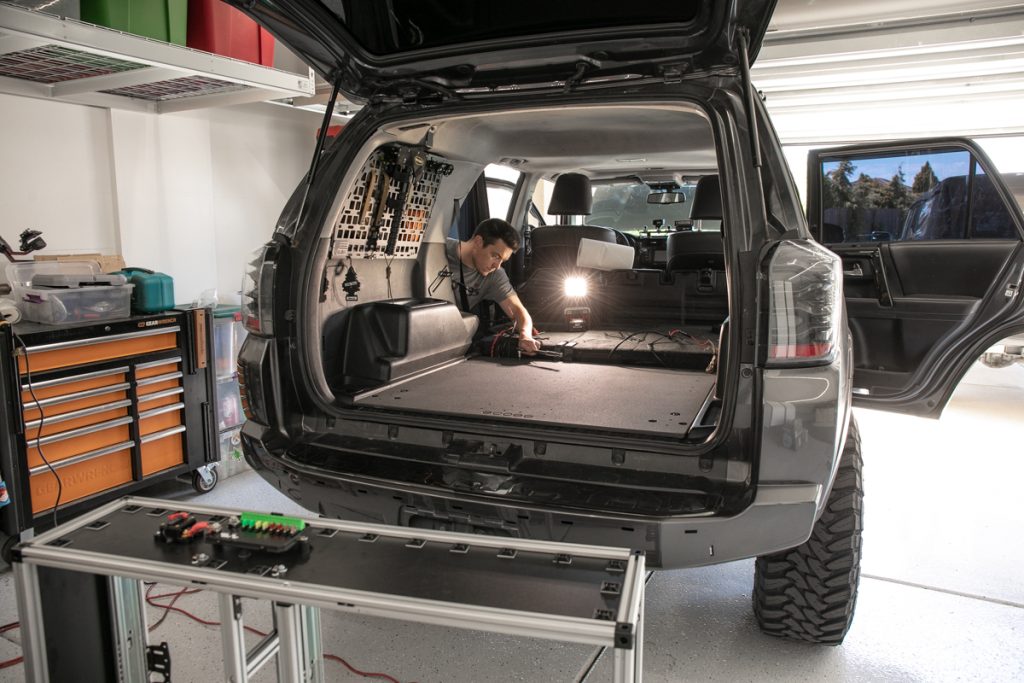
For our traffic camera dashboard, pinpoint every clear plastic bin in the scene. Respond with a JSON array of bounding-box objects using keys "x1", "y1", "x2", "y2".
[
  {"x1": 213, "y1": 307, "x2": 246, "y2": 379},
  {"x1": 218, "y1": 427, "x2": 249, "y2": 478},
  {"x1": 7, "y1": 261, "x2": 134, "y2": 324},
  {"x1": 215, "y1": 378, "x2": 243, "y2": 431}
]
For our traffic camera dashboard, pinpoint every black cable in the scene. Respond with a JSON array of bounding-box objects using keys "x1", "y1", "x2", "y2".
[
  {"x1": 12, "y1": 330, "x2": 62, "y2": 530},
  {"x1": 607, "y1": 330, "x2": 674, "y2": 361}
]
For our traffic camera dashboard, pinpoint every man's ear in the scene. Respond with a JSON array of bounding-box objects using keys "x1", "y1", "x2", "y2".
[{"x1": 471, "y1": 234, "x2": 484, "y2": 250}]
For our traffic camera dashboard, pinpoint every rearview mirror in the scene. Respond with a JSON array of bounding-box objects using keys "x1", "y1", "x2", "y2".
[{"x1": 647, "y1": 191, "x2": 685, "y2": 205}]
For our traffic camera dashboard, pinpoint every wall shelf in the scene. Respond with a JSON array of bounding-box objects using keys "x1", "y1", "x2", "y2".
[{"x1": 0, "y1": 3, "x2": 315, "y2": 113}]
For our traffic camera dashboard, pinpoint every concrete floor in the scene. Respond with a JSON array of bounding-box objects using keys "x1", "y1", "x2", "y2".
[{"x1": 2, "y1": 363, "x2": 1023, "y2": 682}]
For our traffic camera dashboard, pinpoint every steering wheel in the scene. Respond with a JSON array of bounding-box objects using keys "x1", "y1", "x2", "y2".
[{"x1": 611, "y1": 229, "x2": 637, "y2": 248}]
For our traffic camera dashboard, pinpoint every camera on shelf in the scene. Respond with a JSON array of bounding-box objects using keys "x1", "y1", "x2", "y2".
[
  {"x1": 19, "y1": 229, "x2": 46, "y2": 254},
  {"x1": 0, "y1": 228, "x2": 47, "y2": 262}
]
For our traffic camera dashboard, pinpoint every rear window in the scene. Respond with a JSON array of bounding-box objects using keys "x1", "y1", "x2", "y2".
[{"x1": 330, "y1": 1, "x2": 703, "y2": 55}]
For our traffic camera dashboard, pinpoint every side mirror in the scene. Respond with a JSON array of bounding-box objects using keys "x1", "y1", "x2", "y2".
[{"x1": 647, "y1": 191, "x2": 685, "y2": 205}]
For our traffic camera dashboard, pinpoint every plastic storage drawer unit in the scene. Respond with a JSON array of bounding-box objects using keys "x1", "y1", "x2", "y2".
[
  {"x1": 186, "y1": 0, "x2": 274, "y2": 66},
  {"x1": 80, "y1": 0, "x2": 187, "y2": 45}
]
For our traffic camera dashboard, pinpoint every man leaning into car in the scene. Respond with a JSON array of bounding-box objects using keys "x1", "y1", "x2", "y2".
[{"x1": 447, "y1": 218, "x2": 541, "y2": 356}]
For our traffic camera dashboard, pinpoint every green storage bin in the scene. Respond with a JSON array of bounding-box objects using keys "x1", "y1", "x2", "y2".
[
  {"x1": 81, "y1": 0, "x2": 188, "y2": 45},
  {"x1": 118, "y1": 267, "x2": 175, "y2": 313}
]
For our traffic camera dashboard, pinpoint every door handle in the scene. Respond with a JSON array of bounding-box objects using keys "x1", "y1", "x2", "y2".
[
  {"x1": 843, "y1": 263, "x2": 864, "y2": 277},
  {"x1": 1005, "y1": 264, "x2": 1024, "y2": 299}
]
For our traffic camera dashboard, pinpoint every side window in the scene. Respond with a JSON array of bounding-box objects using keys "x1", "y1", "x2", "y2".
[
  {"x1": 971, "y1": 167, "x2": 1018, "y2": 239},
  {"x1": 817, "y1": 148, "x2": 1019, "y2": 244},
  {"x1": 531, "y1": 178, "x2": 555, "y2": 227},
  {"x1": 484, "y1": 163, "x2": 521, "y2": 221}
]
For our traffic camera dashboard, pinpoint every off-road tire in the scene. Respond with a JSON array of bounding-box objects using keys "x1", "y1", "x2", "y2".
[{"x1": 752, "y1": 416, "x2": 864, "y2": 644}]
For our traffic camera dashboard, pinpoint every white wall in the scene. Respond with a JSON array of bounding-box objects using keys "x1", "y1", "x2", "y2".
[
  {"x1": 0, "y1": 93, "x2": 119, "y2": 256},
  {"x1": 0, "y1": 93, "x2": 317, "y2": 304}
]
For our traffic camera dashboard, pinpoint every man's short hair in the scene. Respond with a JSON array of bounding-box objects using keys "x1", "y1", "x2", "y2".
[{"x1": 474, "y1": 218, "x2": 520, "y2": 251}]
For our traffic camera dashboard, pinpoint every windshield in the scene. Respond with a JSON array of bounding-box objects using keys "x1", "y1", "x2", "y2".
[{"x1": 589, "y1": 182, "x2": 699, "y2": 234}]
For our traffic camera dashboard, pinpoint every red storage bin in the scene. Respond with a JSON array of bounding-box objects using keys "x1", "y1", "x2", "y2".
[{"x1": 186, "y1": 0, "x2": 274, "y2": 66}]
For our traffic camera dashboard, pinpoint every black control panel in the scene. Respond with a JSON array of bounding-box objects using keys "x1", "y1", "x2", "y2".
[{"x1": 636, "y1": 235, "x2": 668, "y2": 268}]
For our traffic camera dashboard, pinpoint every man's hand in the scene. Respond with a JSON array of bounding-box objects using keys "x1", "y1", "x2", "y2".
[{"x1": 518, "y1": 335, "x2": 541, "y2": 356}]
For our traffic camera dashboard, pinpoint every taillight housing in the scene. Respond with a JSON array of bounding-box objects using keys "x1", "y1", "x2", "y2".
[
  {"x1": 766, "y1": 240, "x2": 843, "y2": 367},
  {"x1": 242, "y1": 244, "x2": 277, "y2": 336},
  {"x1": 237, "y1": 335, "x2": 274, "y2": 425}
]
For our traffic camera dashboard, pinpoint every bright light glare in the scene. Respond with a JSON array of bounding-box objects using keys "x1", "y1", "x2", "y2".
[{"x1": 564, "y1": 276, "x2": 588, "y2": 298}]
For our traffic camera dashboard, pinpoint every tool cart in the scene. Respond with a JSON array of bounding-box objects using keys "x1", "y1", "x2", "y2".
[{"x1": 0, "y1": 308, "x2": 218, "y2": 562}]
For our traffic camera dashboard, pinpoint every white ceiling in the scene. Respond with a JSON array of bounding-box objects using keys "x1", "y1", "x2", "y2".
[{"x1": 756, "y1": 0, "x2": 1024, "y2": 143}]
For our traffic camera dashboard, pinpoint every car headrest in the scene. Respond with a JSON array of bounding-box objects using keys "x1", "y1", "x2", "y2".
[
  {"x1": 548, "y1": 173, "x2": 592, "y2": 215},
  {"x1": 690, "y1": 175, "x2": 722, "y2": 220}
]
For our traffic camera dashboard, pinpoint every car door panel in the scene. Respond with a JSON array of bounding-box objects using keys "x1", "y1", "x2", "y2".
[
  {"x1": 808, "y1": 139, "x2": 1024, "y2": 416},
  {"x1": 889, "y1": 241, "x2": 1015, "y2": 297}
]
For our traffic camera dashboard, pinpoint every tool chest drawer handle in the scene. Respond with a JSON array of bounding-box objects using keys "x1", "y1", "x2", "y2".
[
  {"x1": 140, "y1": 425, "x2": 187, "y2": 444},
  {"x1": 31, "y1": 416, "x2": 135, "y2": 447},
  {"x1": 135, "y1": 356, "x2": 183, "y2": 372},
  {"x1": 24, "y1": 399, "x2": 133, "y2": 430},
  {"x1": 18, "y1": 326, "x2": 181, "y2": 355},
  {"x1": 20, "y1": 366, "x2": 129, "y2": 392},
  {"x1": 136, "y1": 371, "x2": 184, "y2": 387},
  {"x1": 27, "y1": 382, "x2": 132, "y2": 409},
  {"x1": 139, "y1": 402, "x2": 185, "y2": 420},
  {"x1": 28, "y1": 440, "x2": 136, "y2": 476},
  {"x1": 137, "y1": 387, "x2": 185, "y2": 404}
]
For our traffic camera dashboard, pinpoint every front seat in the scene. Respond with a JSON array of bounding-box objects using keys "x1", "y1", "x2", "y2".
[{"x1": 529, "y1": 173, "x2": 618, "y2": 270}]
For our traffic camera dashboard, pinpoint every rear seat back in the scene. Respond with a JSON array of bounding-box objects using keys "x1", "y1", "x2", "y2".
[
  {"x1": 529, "y1": 172, "x2": 619, "y2": 270},
  {"x1": 666, "y1": 175, "x2": 727, "y2": 324},
  {"x1": 530, "y1": 224, "x2": 617, "y2": 270}
]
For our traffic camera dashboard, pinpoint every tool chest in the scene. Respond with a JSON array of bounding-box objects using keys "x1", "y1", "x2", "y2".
[{"x1": 0, "y1": 309, "x2": 216, "y2": 546}]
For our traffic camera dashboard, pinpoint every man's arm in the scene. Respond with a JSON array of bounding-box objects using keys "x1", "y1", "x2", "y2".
[{"x1": 498, "y1": 293, "x2": 541, "y2": 355}]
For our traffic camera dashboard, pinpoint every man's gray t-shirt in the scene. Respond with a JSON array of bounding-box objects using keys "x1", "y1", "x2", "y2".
[{"x1": 446, "y1": 238, "x2": 514, "y2": 311}]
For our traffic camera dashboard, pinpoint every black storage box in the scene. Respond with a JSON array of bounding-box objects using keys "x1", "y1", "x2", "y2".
[{"x1": 325, "y1": 298, "x2": 476, "y2": 392}]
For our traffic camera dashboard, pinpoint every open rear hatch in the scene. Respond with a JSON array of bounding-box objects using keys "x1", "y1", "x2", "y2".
[{"x1": 227, "y1": 0, "x2": 777, "y2": 100}]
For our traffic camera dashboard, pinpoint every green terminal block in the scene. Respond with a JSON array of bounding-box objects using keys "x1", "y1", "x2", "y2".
[{"x1": 239, "y1": 512, "x2": 306, "y2": 536}]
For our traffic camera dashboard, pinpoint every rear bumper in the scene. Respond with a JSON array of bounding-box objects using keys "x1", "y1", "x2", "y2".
[{"x1": 241, "y1": 421, "x2": 821, "y2": 569}]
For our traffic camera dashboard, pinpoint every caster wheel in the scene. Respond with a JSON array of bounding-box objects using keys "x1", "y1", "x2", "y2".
[
  {"x1": 191, "y1": 467, "x2": 219, "y2": 494},
  {"x1": 1, "y1": 533, "x2": 18, "y2": 565}
]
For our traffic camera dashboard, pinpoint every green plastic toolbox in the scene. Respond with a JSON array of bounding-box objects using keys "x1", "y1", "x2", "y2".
[
  {"x1": 118, "y1": 267, "x2": 175, "y2": 313},
  {"x1": 81, "y1": 0, "x2": 188, "y2": 45}
]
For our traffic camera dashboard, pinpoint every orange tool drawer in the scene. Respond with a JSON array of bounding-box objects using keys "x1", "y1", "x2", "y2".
[
  {"x1": 21, "y1": 366, "x2": 131, "y2": 423},
  {"x1": 141, "y1": 428, "x2": 187, "y2": 476},
  {"x1": 29, "y1": 443, "x2": 134, "y2": 514},
  {"x1": 18, "y1": 326, "x2": 180, "y2": 375}
]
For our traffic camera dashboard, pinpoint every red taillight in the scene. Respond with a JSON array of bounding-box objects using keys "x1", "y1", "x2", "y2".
[{"x1": 766, "y1": 240, "x2": 842, "y2": 367}]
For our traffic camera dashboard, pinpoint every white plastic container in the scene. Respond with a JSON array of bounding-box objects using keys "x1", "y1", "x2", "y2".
[{"x1": 6, "y1": 260, "x2": 133, "y2": 324}]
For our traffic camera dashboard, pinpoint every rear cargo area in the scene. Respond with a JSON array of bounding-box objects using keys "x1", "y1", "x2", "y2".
[{"x1": 355, "y1": 354, "x2": 717, "y2": 438}]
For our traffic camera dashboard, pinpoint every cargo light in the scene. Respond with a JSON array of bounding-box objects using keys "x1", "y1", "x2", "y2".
[
  {"x1": 766, "y1": 240, "x2": 843, "y2": 366},
  {"x1": 241, "y1": 244, "x2": 278, "y2": 336},
  {"x1": 564, "y1": 276, "x2": 588, "y2": 298}
]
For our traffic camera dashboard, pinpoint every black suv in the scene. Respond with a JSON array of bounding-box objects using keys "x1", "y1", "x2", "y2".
[{"x1": 231, "y1": 0, "x2": 1024, "y2": 643}]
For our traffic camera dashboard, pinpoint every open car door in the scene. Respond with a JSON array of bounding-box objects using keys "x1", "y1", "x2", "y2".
[{"x1": 807, "y1": 139, "x2": 1024, "y2": 417}]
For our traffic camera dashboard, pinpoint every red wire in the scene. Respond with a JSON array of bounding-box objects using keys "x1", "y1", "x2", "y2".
[
  {"x1": 0, "y1": 622, "x2": 21, "y2": 669},
  {"x1": 145, "y1": 588, "x2": 402, "y2": 683},
  {"x1": 0, "y1": 656, "x2": 22, "y2": 670}
]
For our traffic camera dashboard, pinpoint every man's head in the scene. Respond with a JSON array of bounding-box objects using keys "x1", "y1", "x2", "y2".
[{"x1": 466, "y1": 218, "x2": 520, "y2": 276}]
